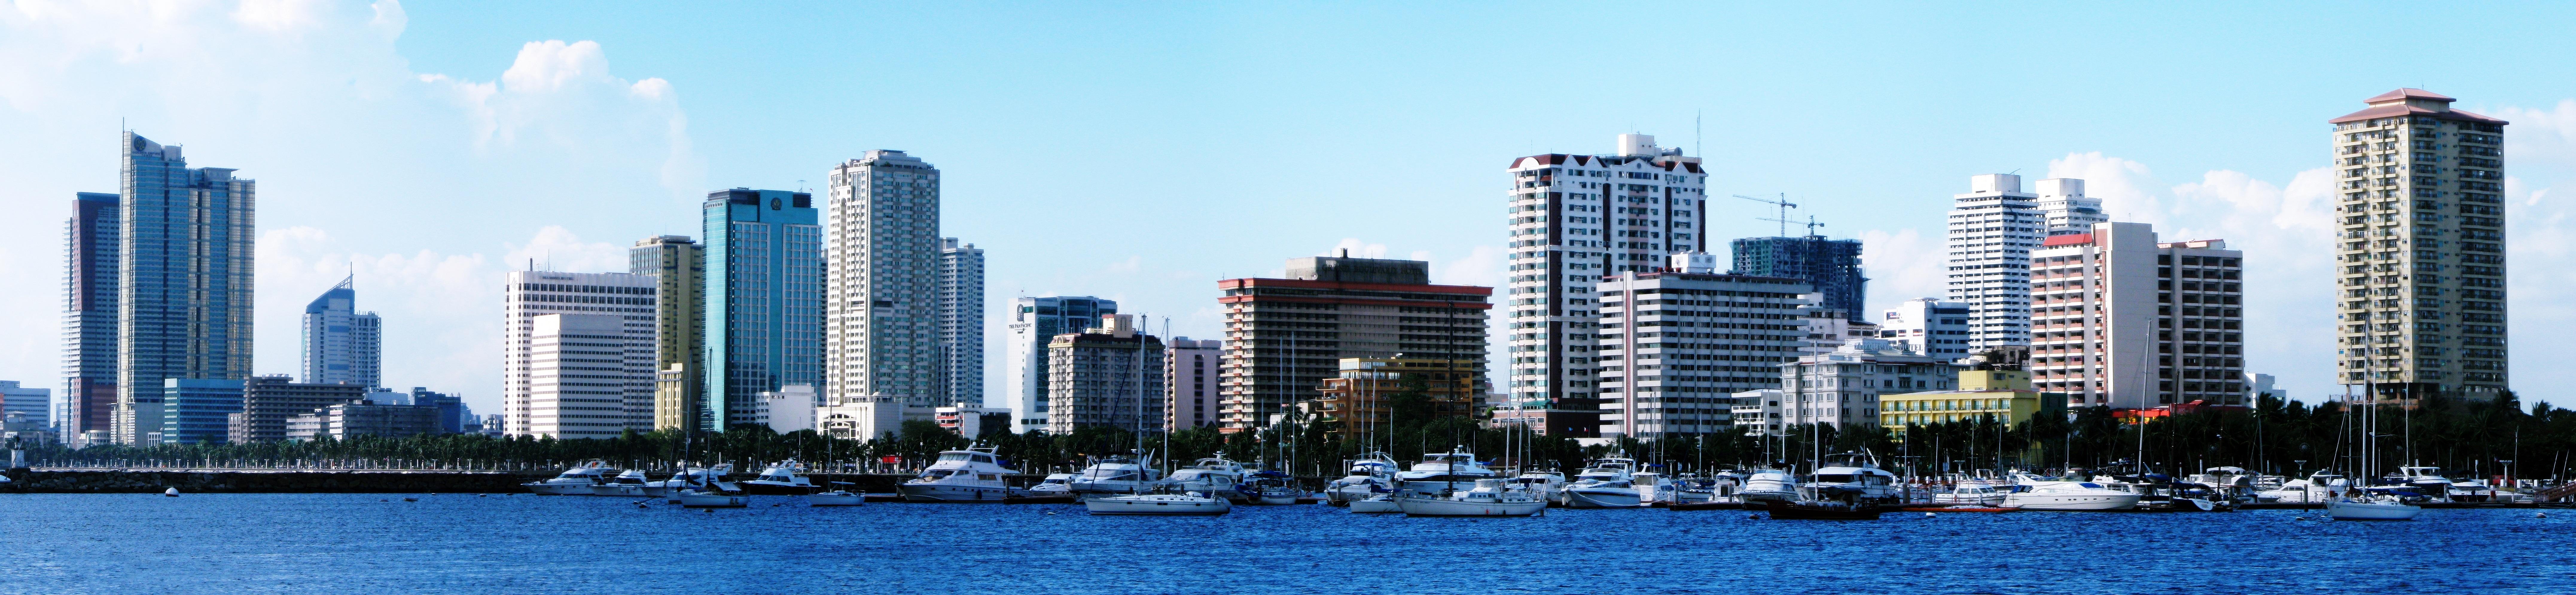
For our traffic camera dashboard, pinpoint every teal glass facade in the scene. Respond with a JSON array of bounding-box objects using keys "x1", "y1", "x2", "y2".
[
  {"x1": 702, "y1": 189, "x2": 823, "y2": 431},
  {"x1": 116, "y1": 133, "x2": 255, "y2": 444},
  {"x1": 161, "y1": 378, "x2": 244, "y2": 445}
]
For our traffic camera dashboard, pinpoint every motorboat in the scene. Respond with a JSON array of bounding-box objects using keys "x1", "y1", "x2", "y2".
[
  {"x1": 1667, "y1": 472, "x2": 1739, "y2": 504},
  {"x1": 2447, "y1": 477, "x2": 2499, "y2": 502},
  {"x1": 1323, "y1": 453, "x2": 1397, "y2": 506},
  {"x1": 809, "y1": 489, "x2": 866, "y2": 506},
  {"x1": 1561, "y1": 454, "x2": 1643, "y2": 508},
  {"x1": 2000, "y1": 474, "x2": 2143, "y2": 511},
  {"x1": 2255, "y1": 472, "x2": 2345, "y2": 504},
  {"x1": 1808, "y1": 451, "x2": 1901, "y2": 505},
  {"x1": 1172, "y1": 453, "x2": 1250, "y2": 503},
  {"x1": 1932, "y1": 483, "x2": 2008, "y2": 506},
  {"x1": 1348, "y1": 495, "x2": 1403, "y2": 514},
  {"x1": 1028, "y1": 473, "x2": 1074, "y2": 496},
  {"x1": 678, "y1": 488, "x2": 747, "y2": 508},
  {"x1": 1084, "y1": 491, "x2": 1231, "y2": 516},
  {"x1": 898, "y1": 447, "x2": 1020, "y2": 502},
  {"x1": 2326, "y1": 493, "x2": 2422, "y2": 520},
  {"x1": 522, "y1": 460, "x2": 612, "y2": 495},
  {"x1": 1392, "y1": 479, "x2": 1546, "y2": 517},
  {"x1": 589, "y1": 469, "x2": 651, "y2": 497},
  {"x1": 1394, "y1": 447, "x2": 1497, "y2": 494},
  {"x1": 1240, "y1": 472, "x2": 1302, "y2": 505},
  {"x1": 1508, "y1": 470, "x2": 1567, "y2": 504},
  {"x1": 1766, "y1": 498, "x2": 1888, "y2": 520},
  {"x1": 740, "y1": 460, "x2": 820, "y2": 495},
  {"x1": 653, "y1": 464, "x2": 735, "y2": 502},
  {"x1": 2382, "y1": 466, "x2": 2456, "y2": 503},
  {"x1": 1741, "y1": 468, "x2": 1800, "y2": 507},
  {"x1": 1633, "y1": 472, "x2": 1674, "y2": 504},
  {"x1": 1066, "y1": 455, "x2": 1163, "y2": 497}
]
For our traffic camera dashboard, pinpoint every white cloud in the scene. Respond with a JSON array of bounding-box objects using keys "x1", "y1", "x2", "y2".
[
  {"x1": 1857, "y1": 227, "x2": 1944, "y2": 312},
  {"x1": 1325, "y1": 238, "x2": 1389, "y2": 258}
]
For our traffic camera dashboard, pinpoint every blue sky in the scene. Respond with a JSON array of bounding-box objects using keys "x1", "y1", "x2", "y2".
[{"x1": 7, "y1": 1, "x2": 2576, "y2": 415}]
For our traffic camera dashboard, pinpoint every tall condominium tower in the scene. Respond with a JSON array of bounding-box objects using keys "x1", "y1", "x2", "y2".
[
  {"x1": 2330, "y1": 89, "x2": 2509, "y2": 400},
  {"x1": 1003, "y1": 296, "x2": 1116, "y2": 433},
  {"x1": 703, "y1": 189, "x2": 824, "y2": 431},
  {"x1": 1503, "y1": 134, "x2": 1706, "y2": 433},
  {"x1": 629, "y1": 235, "x2": 705, "y2": 432},
  {"x1": 825, "y1": 150, "x2": 942, "y2": 409},
  {"x1": 1045, "y1": 314, "x2": 1165, "y2": 434},
  {"x1": 115, "y1": 133, "x2": 255, "y2": 445},
  {"x1": 1217, "y1": 256, "x2": 1490, "y2": 434},
  {"x1": 2035, "y1": 178, "x2": 2107, "y2": 236},
  {"x1": 2030, "y1": 222, "x2": 2246, "y2": 409},
  {"x1": 936, "y1": 237, "x2": 985, "y2": 407},
  {"x1": 1945, "y1": 174, "x2": 2041, "y2": 353},
  {"x1": 62, "y1": 191, "x2": 119, "y2": 445},
  {"x1": 1729, "y1": 234, "x2": 1867, "y2": 321},
  {"x1": 300, "y1": 276, "x2": 381, "y2": 387},
  {"x1": 1593, "y1": 253, "x2": 1813, "y2": 438},
  {"x1": 501, "y1": 270, "x2": 657, "y2": 436},
  {"x1": 1164, "y1": 337, "x2": 1220, "y2": 430}
]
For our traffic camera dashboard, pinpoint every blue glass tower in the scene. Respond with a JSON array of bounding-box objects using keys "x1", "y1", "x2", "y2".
[
  {"x1": 702, "y1": 189, "x2": 823, "y2": 431},
  {"x1": 116, "y1": 132, "x2": 255, "y2": 445}
]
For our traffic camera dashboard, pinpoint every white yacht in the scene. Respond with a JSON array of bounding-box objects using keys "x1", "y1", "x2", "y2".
[
  {"x1": 898, "y1": 447, "x2": 1020, "y2": 502},
  {"x1": 1066, "y1": 455, "x2": 1162, "y2": 497},
  {"x1": 2255, "y1": 472, "x2": 2345, "y2": 504},
  {"x1": 1932, "y1": 484, "x2": 2008, "y2": 506},
  {"x1": 1323, "y1": 453, "x2": 1397, "y2": 506},
  {"x1": 523, "y1": 460, "x2": 612, "y2": 495},
  {"x1": 1508, "y1": 470, "x2": 1567, "y2": 504},
  {"x1": 2000, "y1": 474, "x2": 2142, "y2": 511},
  {"x1": 1393, "y1": 478, "x2": 1546, "y2": 517},
  {"x1": 740, "y1": 460, "x2": 819, "y2": 495},
  {"x1": 1807, "y1": 452, "x2": 1901, "y2": 504},
  {"x1": 1741, "y1": 468, "x2": 1800, "y2": 506},
  {"x1": 2385, "y1": 466, "x2": 2456, "y2": 502},
  {"x1": 649, "y1": 464, "x2": 734, "y2": 500},
  {"x1": 1395, "y1": 448, "x2": 1497, "y2": 494},
  {"x1": 1085, "y1": 492, "x2": 1231, "y2": 515},
  {"x1": 589, "y1": 469, "x2": 651, "y2": 496},
  {"x1": 1171, "y1": 453, "x2": 1250, "y2": 503},
  {"x1": 677, "y1": 472, "x2": 748, "y2": 508},
  {"x1": 1561, "y1": 454, "x2": 1642, "y2": 508},
  {"x1": 2327, "y1": 492, "x2": 2422, "y2": 520},
  {"x1": 1028, "y1": 473, "x2": 1074, "y2": 496}
]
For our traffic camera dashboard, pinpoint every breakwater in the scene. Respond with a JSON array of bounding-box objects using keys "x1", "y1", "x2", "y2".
[{"x1": 0, "y1": 468, "x2": 1005, "y2": 494}]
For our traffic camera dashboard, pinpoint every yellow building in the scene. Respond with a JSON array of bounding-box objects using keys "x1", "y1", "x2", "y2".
[{"x1": 1878, "y1": 369, "x2": 2063, "y2": 431}]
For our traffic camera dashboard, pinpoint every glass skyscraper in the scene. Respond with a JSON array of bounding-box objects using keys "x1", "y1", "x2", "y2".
[
  {"x1": 115, "y1": 132, "x2": 255, "y2": 445},
  {"x1": 301, "y1": 275, "x2": 381, "y2": 387},
  {"x1": 62, "y1": 191, "x2": 120, "y2": 445},
  {"x1": 703, "y1": 189, "x2": 823, "y2": 430}
]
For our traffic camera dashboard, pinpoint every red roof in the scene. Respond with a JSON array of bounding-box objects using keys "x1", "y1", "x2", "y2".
[
  {"x1": 2365, "y1": 88, "x2": 2455, "y2": 104},
  {"x1": 2041, "y1": 233, "x2": 2095, "y2": 247},
  {"x1": 2328, "y1": 104, "x2": 2507, "y2": 125}
]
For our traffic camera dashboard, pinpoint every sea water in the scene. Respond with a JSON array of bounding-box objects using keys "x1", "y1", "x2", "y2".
[{"x1": 3, "y1": 493, "x2": 2570, "y2": 593}]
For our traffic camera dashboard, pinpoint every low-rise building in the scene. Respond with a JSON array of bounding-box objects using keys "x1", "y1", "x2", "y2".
[
  {"x1": 1778, "y1": 339, "x2": 1955, "y2": 431},
  {"x1": 1879, "y1": 358, "x2": 2063, "y2": 431},
  {"x1": 1165, "y1": 337, "x2": 1221, "y2": 431},
  {"x1": 1728, "y1": 388, "x2": 1783, "y2": 435},
  {"x1": 231, "y1": 376, "x2": 367, "y2": 444},
  {"x1": 817, "y1": 393, "x2": 904, "y2": 441},
  {"x1": 755, "y1": 384, "x2": 818, "y2": 434},
  {"x1": 935, "y1": 405, "x2": 1012, "y2": 438},
  {"x1": 285, "y1": 401, "x2": 441, "y2": 441},
  {"x1": 0, "y1": 381, "x2": 48, "y2": 430},
  {"x1": 1307, "y1": 358, "x2": 1482, "y2": 437}
]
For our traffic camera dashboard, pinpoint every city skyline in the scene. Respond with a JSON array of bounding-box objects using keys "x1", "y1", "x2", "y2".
[{"x1": 10, "y1": 3, "x2": 2576, "y2": 416}]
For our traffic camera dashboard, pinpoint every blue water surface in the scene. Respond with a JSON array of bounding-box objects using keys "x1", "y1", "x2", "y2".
[{"x1": 3, "y1": 493, "x2": 2571, "y2": 594}]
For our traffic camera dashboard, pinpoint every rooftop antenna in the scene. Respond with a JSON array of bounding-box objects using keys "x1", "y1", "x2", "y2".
[
  {"x1": 1694, "y1": 110, "x2": 1702, "y2": 158},
  {"x1": 1734, "y1": 193, "x2": 1798, "y2": 237}
]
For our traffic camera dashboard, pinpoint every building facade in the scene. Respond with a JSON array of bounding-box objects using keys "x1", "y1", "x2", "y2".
[
  {"x1": 1880, "y1": 367, "x2": 2058, "y2": 431},
  {"x1": 1046, "y1": 315, "x2": 1166, "y2": 434},
  {"x1": 300, "y1": 276, "x2": 380, "y2": 387},
  {"x1": 62, "y1": 191, "x2": 119, "y2": 444},
  {"x1": 285, "y1": 401, "x2": 440, "y2": 441},
  {"x1": 629, "y1": 235, "x2": 705, "y2": 432},
  {"x1": 1945, "y1": 174, "x2": 2041, "y2": 354},
  {"x1": 1504, "y1": 134, "x2": 1708, "y2": 428},
  {"x1": 502, "y1": 271, "x2": 657, "y2": 436},
  {"x1": 1778, "y1": 339, "x2": 1955, "y2": 432},
  {"x1": 2035, "y1": 178, "x2": 2108, "y2": 236},
  {"x1": 825, "y1": 150, "x2": 944, "y2": 409},
  {"x1": 1878, "y1": 298, "x2": 1973, "y2": 359},
  {"x1": 1594, "y1": 254, "x2": 1814, "y2": 438},
  {"x1": 1306, "y1": 358, "x2": 1482, "y2": 438},
  {"x1": 1164, "y1": 337, "x2": 1220, "y2": 430},
  {"x1": 1, "y1": 382, "x2": 51, "y2": 430},
  {"x1": 116, "y1": 132, "x2": 256, "y2": 445},
  {"x1": 1003, "y1": 296, "x2": 1116, "y2": 433},
  {"x1": 523, "y1": 313, "x2": 652, "y2": 439},
  {"x1": 1217, "y1": 256, "x2": 1490, "y2": 434},
  {"x1": 159, "y1": 378, "x2": 243, "y2": 445},
  {"x1": 2330, "y1": 89, "x2": 2510, "y2": 400},
  {"x1": 231, "y1": 376, "x2": 367, "y2": 443},
  {"x1": 937, "y1": 237, "x2": 985, "y2": 407},
  {"x1": 703, "y1": 188, "x2": 824, "y2": 431},
  {"x1": 2030, "y1": 223, "x2": 2247, "y2": 409},
  {"x1": 1729, "y1": 235, "x2": 1866, "y2": 322}
]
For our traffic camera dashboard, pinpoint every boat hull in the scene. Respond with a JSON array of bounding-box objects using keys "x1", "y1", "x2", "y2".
[
  {"x1": 523, "y1": 482, "x2": 596, "y2": 496},
  {"x1": 678, "y1": 491, "x2": 747, "y2": 508},
  {"x1": 1394, "y1": 494, "x2": 1545, "y2": 517},
  {"x1": 897, "y1": 483, "x2": 1012, "y2": 503},
  {"x1": 1252, "y1": 494, "x2": 1301, "y2": 506},
  {"x1": 2001, "y1": 493, "x2": 2142, "y2": 511},
  {"x1": 1766, "y1": 502, "x2": 1888, "y2": 520},
  {"x1": 590, "y1": 484, "x2": 647, "y2": 497},
  {"x1": 738, "y1": 481, "x2": 816, "y2": 495},
  {"x1": 1561, "y1": 488, "x2": 1643, "y2": 508},
  {"x1": 2326, "y1": 499, "x2": 2421, "y2": 520},
  {"x1": 1348, "y1": 498, "x2": 1403, "y2": 513},
  {"x1": 808, "y1": 492, "x2": 866, "y2": 506},
  {"x1": 1084, "y1": 496, "x2": 1231, "y2": 516}
]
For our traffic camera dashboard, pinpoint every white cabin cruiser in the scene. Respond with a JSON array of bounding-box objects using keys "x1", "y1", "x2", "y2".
[
  {"x1": 1933, "y1": 483, "x2": 2009, "y2": 506},
  {"x1": 523, "y1": 460, "x2": 612, "y2": 495},
  {"x1": 2327, "y1": 492, "x2": 2421, "y2": 520},
  {"x1": 809, "y1": 489, "x2": 866, "y2": 506},
  {"x1": 2255, "y1": 472, "x2": 2345, "y2": 504},
  {"x1": 899, "y1": 447, "x2": 1020, "y2": 502},
  {"x1": 1741, "y1": 468, "x2": 1800, "y2": 506},
  {"x1": 1085, "y1": 491, "x2": 1231, "y2": 515},
  {"x1": 649, "y1": 464, "x2": 734, "y2": 500},
  {"x1": 1067, "y1": 455, "x2": 1163, "y2": 497},
  {"x1": 1323, "y1": 453, "x2": 1398, "y2": 506},
  {"x1": 1028, "y1": 473, "x2": 1074, "y2": 495},
  {"x1": 1395, "y1": 448, "x2": 1497, "y2": 494},
  {"x1": 589, "y1": 469, "x2": 651, "y2": 496},
  {"x1": 1171, "y1": 453, "x2": 1250, "y2": 503},
  {"x1": 1808, "y1": 452, "x2": 1901, "y2": 505},
  {"x1": 1394, "y1": 478, "x2": 1546, "y2": 517},
  {"x1": 740, "y1": 460, "x2": 819, "y2": 495},
  {"x1": 1561, "y1": 454, "x2": 1642, "y2": 508},
  {"x1": 677, "y1": 471, "x2": 749, "y2": 508},
  {"x1": 1509, "y1": 471, "x2": 1567, "y2": 504},
  {"x1": 2001, "y1": 474, "x2": 2142, "y2": 511},
  {"x1": 2383, "y1": 466, "x2": 2455, "y2": 503}
]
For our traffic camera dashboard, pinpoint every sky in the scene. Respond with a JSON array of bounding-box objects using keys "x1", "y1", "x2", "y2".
[{"x1": 7, "y1": 1, "x2": 2576, "y2": 417}]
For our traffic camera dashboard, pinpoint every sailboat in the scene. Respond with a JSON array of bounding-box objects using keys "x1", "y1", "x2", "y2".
[
  {"x1": 1085, "y1": 314, "x2": 1230, "y2": 516},
  {"x1": 2326, "y1": 376, "x2": 2419, "y2": 520}
]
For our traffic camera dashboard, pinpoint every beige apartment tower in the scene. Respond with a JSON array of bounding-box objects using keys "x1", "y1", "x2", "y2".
[
  {"x1": 630, "y1": 235, "x2": 704, "y2": 432},
  {"x1": 2330, "y1": 89, "x2": 2508, "y2": 400},
  {"x1": 2029, "y1": 223, "x2": 2246, "y2": 410}
]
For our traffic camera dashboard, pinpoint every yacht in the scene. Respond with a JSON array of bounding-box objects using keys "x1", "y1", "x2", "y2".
[
  {"x1": 2383, "y1": 466, "x2": 2456, "y2": 503},
  {"x1": 1932, "y1": 483, "x2": 2008, "y2": 506},
  {"x1": 1395, "y1": 448, "x2": 1497, "y2": 494},
  {"x1": 1633, "y1": 472, "x2": 1675, "y2": 505},
  {"x1": 589, "y1": 469, "x2": 651, "y2": 496},
  {"x1": 2327, "y1": 491, "x2": 2422, "y2": 520},
  {"x1": 1028, "y1": 473, "x2": 1074, "y2": 496},
  {"x1": 740, "y1": 460, "x2": 820, "y2": 495},
  {"x1": 1508, "y1": 470, "x2": 1567, "y2": 504},
  {"x1": 1085, "y1": 491, "x2": 1231, "y2": 515},
  {"x1": 1807, "y1": 452, "x2": 1901, "y2": 505},
  {"x1": 1741, "y1": 468, "x2": 1800, "y2": 507},
  {"x1": 1172, "y1": 453, "x2": 1250, "y2": 503},
  {"x1": 1067, "y1": 455, "x2": 1163, "y2": 497},
  {"x1": 1393, "y1": 478, "x2": 1546, "y2": 517},
  {"x1": 2255, "y1": 472, "x2": 2345, "y2": 504},
  {"x1": 677, "y1": 473, "x2": 749, "y2": 508},
  {"x1": 523, "y1": 460, "x2": 612, "y2": 495},
  {"x1": 1561, "y1": 454, "x2": 1643, "y2": 508},
  {"x1": 649, "y1": 464, "x2": 734, "y2": 500},
  {"x1": 2000, "y1": 474, "x2": 2142, "y2": 511},
  {"x1": 898, "y1": 447, "x2": 1020, "y2": 502},
  {"x1": 1323, "y1": 453, "x2": 1398, "y2": 506},
  {"x1": 1240, "y1": 472, "x2": 1302, "y2": 505},
  {"x1": 2447, "y1": 477, "x2": 2500, "y2": 502}
]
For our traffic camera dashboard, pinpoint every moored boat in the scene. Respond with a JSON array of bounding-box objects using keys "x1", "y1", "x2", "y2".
[
  {"x1": 589, "y1": 469, "x2": 650, "y2": 496},
  {"x1": 739, "y1": 460, "x2": 820, "y2": 495},
  {"x1": 1393, "y1": 479, "x2": 1546, "y2": 517},
  {"x1": 2000, "y1": 474, "x2": 2142, "y2": 511},
  {"x1": 522, "y1": 460, "x2": 612, "y2": 495},
  {"x1": 1084, "y1": 492, "x2": 1231, "y2": 516},
  {"x1": 808, "y1": 490, "x2": 866, "y2": 506},
  {"x1": 898, "y1": 447, "x2": 1020, "y2": 503}
]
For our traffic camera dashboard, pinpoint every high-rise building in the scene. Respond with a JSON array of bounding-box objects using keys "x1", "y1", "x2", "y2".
[
  {"x1": 230, "y1": 376, "x2": 366, "y2": 443},
  {"x1": 501, "y1": 271, "x2": 657, "y2": 436},
  {"x1": 1217, "y1": 255, "x2": 1491, "y2": 434},
  {"x1": 2031, "y1": 223, "x2": 2247, "y2": 409},
  {"x1": 525, "y1": 313, "x2": 651, "y2": 439},
  {"x1": 1878, "y1": 298, "x2": 1973, "y2": 359},
  {"x1": 1594, "y1": 253, "x2": 1814, "y2": 438},
  {"x1": 2035, "y1": 178, "x2": 2107, "y2": 236},
  {"x1": 1003, "y1": 296, "x2": 1116, "y2": 433},
  {"x1": 1164, "y1": 337, "x2": 1220, "y2": 430},
  {"x1": 300, "y1": 276, "x2": 380, "y2": 387},
  {"x1": 115, "y1": 132, "x2": 255, "y2": 446},
  {"x1": 937, "y1": 237, "x2": 985, "y2": 407},
  {"x1": 62, "y1": 191, "x2": 118, "y2": 444},
  {"x1": 1945, "y1": 174, "x2": 2041, "y2": 353},
  {"x1": 1729, "y1": 235, "x2": 1866, "y2": 322},
  {"x1": 1046, "y1": 314, "x2": 1166, "y2": 434},
  {"x1": 702, "y1": 189, "x2": 824, "y2": 431},
  {"x1": 0, "y1": 382, "x2": 49, "y2": 430},
  {"x1": 1504, "y1": 134, "x2": 1707, "y2": 430},
  {"x1": 629, "y1": 235, "x2": 704, "y2": 432},
  {"x1": 2330, "y1": 89, "x2": 2510, "y2": 400},
  {"x1": 825, "y1": 150, "x2": 943, "y2": 409},
  {"x1": 1778, "y1": 339, "x2": 1954, "y2": 432}
]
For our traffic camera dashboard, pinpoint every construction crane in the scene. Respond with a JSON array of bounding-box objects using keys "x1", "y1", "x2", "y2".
[
  {"x1": 1733, "y1": 193, "x2": 1797, "y2": 236},
  {"x1": 1760, "y1": 214, "x2": 1826, "y2": 238}
]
